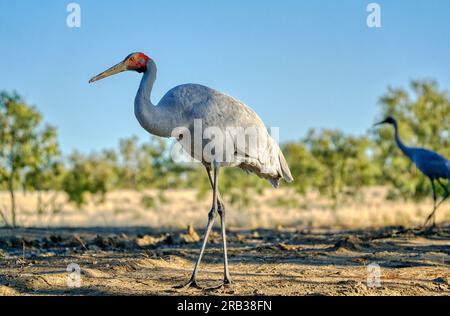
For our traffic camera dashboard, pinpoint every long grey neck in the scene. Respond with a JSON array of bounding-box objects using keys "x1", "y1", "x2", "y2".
[
  {"x1": 392, "y1": 120, "x2": 412, "y2": 157},
  {"x1": 134, "y1": 60, "x2": 173, "y2": 138}
]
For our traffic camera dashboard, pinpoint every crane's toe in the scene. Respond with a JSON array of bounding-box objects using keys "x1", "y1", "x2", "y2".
[
  {"x1": 203, "y1": 279, "x2": 232, "y2": 292},
  {"x1": 173, "y1": 279, "x2": 203, "y2": 290},
  {"x1": 423, "y1": 214, "x2": 435, "y2": 228},
  {"x1": 419, "y1": 221, "x2": 442, "y2": 236}
]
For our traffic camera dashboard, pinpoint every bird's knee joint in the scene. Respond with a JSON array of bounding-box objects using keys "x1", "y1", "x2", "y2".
[{"x1": 208, "y1": 208, "x2": 216, "y2": 220}]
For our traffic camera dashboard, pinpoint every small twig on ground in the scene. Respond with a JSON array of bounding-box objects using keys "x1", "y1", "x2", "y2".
[
  {"x1": 134, "y1": 279, "x2": 151, "y2": 287},
  {"x1": 37, "y1": 275, "x2": 52, "y2": 287}
]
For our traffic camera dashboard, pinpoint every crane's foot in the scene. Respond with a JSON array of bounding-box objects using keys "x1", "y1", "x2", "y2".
[
  {"x1": 422, "y1": 217, "x2": 436, "y2": 230},
  {"x1": 419, "y1": 222, "x2": 440, "y2": 236},
  {"x1": 422, "y1": 211, "x2": 436, "y2": 229},
  {"x1": 173, "y1": 279, "x2": 203, "y2": 290},
  {"x1": 203, "y1": 279, "x2": 232, "y2": 292}
]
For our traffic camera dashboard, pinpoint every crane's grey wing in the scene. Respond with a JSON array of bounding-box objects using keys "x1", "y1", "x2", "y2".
[
  {"x1": 189, "y1": 86, "x2": 293, "y2": 186},
  {"x1": 160, "y1": 84, "x2": 293, "y2": 186}
]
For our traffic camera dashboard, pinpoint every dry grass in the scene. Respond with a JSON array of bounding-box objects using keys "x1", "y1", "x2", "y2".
[{"x1": 0, "y1": 187, "x2": 449, "y2": 229}]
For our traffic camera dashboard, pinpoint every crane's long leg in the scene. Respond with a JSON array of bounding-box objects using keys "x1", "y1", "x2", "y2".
[
  {"x1": 424, "y1": 179, "x2": 437, "y2": 227},
  {"x1": 174, "y1": 167, "x2": 219, "y2": 290},
  {"x1": 436, "y1": 178, "x2": 449, "y2": 207},
  {"x1": 426, "y1": 179, "x2": 450, "y2": 227},
  {"x1": 218, "y1": 202, "x2": 232, "y2": 285},
  {"x1": 174, "y1": 208, "x2": 217, "y2": 289},
  {"x1": 205, "y1": 165, "x2": 232, "y2": 290},
  {"x1": 205, "y1": 166, "x2": 225, "y2": 213}
]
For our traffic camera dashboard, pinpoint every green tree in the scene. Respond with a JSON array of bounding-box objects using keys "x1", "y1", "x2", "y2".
[
  {"x1": 0, "y1": 91, "x2": 60, "y2": 227},
  {"x1": 62, "y1": 151, "x2": 117, "y2": 207},
  {"x1": 304, "y1": 129, "x2": 378, "y2": 205},
  {"x1": 116, "y1": 136, "x2": 145, "y2": 189},
  {"x1": 115, "y1": 136, "x2": 188, "y2": 189},
  {"x1": 282, "y1": 141, "x2": 324, "y2": 195},
  {"x1": 372, "y1": 79, "x2": 450, "y2": 200},
  {"x1": 143, "y1": 137, "x2": 203, "y2": 190},
  {"x1": 195, "y1": 166, "x2": 268, "y2": 209},
  {"x1": 23, "y1": 125, "x2": 63, "y2": 215}
]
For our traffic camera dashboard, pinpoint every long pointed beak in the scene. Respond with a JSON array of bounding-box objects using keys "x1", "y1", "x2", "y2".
[
  {"x1": 89, "y1": 60, "x2": 128, "y2": 83},
  {"x1": 373, "y1": 120, "x2": 386, "y2": 128}
]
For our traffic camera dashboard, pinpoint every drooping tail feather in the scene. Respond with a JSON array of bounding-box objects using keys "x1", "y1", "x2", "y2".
[
  {"x1": 278, "y1": 151, "x2": 294, "y2": 183},
  {"x1": 236, "y1": 135, "x2": 294, "y2": 188},
  {"x1": 268, "y1": 150, "x2": 294, "y2": 188}
]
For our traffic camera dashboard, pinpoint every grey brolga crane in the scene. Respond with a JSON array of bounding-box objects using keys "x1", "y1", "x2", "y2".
[
  {"x1": 89, "y1": 52, "x2": 293, "y2": 289},
  {"x1": 375, "y1": 117, "x2": 450, "y2": 227}
]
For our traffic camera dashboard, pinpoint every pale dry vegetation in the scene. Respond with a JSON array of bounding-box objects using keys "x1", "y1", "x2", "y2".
[{"x1": 1, "y1": 187, "x2": 449, "y2": 229}]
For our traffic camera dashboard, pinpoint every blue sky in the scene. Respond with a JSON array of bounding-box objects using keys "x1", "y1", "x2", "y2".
[{"x1": 1, "y1": 0, "x2": 449, "y2": 153}]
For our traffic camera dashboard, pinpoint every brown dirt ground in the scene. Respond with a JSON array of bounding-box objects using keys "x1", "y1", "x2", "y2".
[{"x1": 0, "y1": 225, "x2": 449, "y2": 296}]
